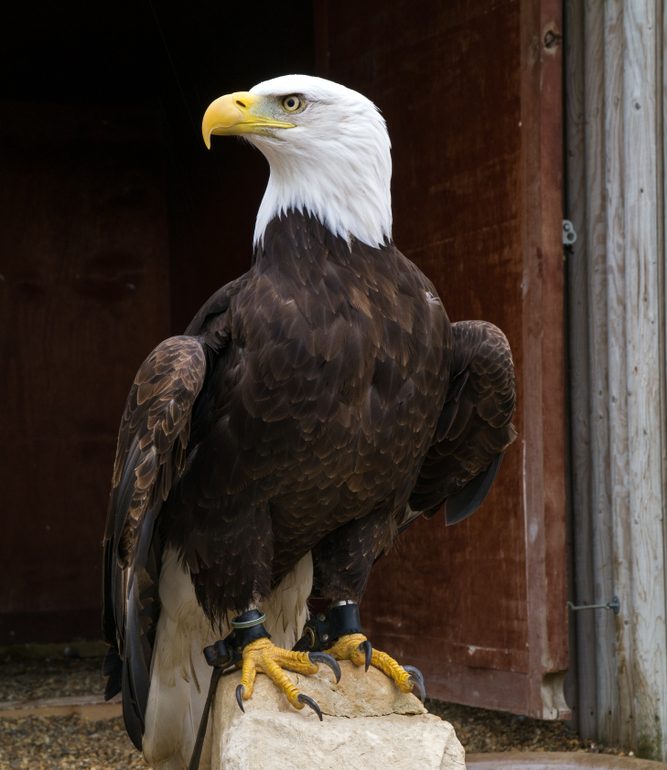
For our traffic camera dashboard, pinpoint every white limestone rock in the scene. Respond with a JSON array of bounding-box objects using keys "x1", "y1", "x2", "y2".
[{"x1": 206, "y1": 660, "x2": 466, "y2": 770}]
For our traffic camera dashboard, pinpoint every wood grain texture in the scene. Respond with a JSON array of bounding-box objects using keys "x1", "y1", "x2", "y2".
[
  {"x1": 619, "y1": 4, "x2": 667, "y2": 758},
  {"x1": 566, "y1": 0, "x2": 667, "y2": 758},
  {"x1": 520, "y1": 0, "x2": 569, "y2": 718},
  {"x1": 564, "y1": 0, "x2": 600, "y2": 741},
  {"x1": 319, "y1": 0, "x2": 567, "y2": 717}
]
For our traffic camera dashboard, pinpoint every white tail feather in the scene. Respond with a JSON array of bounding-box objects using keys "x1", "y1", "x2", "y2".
[
  {"x1": 261, "y1": 553, "x2": 313, "y2": 649},
  {"x1": 142, "y1": 548, "x2": 312, "y2": 770}
]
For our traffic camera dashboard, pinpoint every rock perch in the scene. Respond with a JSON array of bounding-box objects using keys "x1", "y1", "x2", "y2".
[{"x1": 198, "y1": 660, "x2": 465, "y2": 769}]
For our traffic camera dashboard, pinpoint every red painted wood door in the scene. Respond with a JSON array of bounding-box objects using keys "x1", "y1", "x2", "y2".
[{"x1": 317, "y1": 0, "x2": 568, "y2": 718}]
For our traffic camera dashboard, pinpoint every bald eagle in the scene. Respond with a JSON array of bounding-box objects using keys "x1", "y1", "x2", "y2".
[{"x1": 103, "y1": 74, "x2": 516, "y2": 769}]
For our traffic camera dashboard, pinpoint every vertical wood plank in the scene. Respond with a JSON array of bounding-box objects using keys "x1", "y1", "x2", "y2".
[
  {"x1": 618, "y1": 2, "x2": 667, "y2": 757},
  {"x1": 602, "y1": 0, "x2": 628, "y2": 744},
  {"x1": 565, "y1": 0, "x2": 598, "y2": 737},
  {"x1": 519, "y1": 0, "x2": 569, "y2": 717},
  {"x1": 566, "y1": 0, "x2": 667, "y2": 757}
]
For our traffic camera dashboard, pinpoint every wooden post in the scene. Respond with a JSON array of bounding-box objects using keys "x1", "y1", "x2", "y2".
[{"x1": 566, "y1": 0, "x2": 667, "y2": 759}]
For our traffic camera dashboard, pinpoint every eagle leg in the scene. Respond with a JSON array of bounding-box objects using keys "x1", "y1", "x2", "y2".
[
  {"x1": 325, "y1": 632, "x2": 424, "y2": 700},
  {"x1": 235, "y1": 637, "x2": 335, "y2": 719},
  {"x1": 297, "y1": 601, "x2": 426, "y2": 701},
  {"x1": 224, "y1": 608, "x2": 339, "y2": 717}
]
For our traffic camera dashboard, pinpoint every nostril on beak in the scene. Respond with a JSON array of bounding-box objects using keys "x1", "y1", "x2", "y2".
[{"x1": 235, "y1": 99, "x2": 247, "y2": 110}]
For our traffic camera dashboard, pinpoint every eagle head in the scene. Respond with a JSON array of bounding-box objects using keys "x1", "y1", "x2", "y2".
[{"x1": 202, "y1": 74, "x2": 392, "y2": 249}]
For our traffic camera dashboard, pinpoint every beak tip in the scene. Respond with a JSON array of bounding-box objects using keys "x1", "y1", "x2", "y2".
[{"x1": 202, "y1": 125, "x2": 212, "y2": 150}]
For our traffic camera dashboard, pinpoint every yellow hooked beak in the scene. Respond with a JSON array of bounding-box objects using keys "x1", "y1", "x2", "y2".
[{"x1": 201, "y1": 92, "x2": 296, "y2": 149}]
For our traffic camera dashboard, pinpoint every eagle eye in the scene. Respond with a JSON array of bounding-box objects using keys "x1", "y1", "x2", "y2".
[{"x1": 281, "y1": 95, "x2": 303, "y2": 113}]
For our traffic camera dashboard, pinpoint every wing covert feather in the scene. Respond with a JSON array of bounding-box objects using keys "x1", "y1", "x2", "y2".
[
  {"x1": 109, "y1": 336, "x2": 207, "y2": 564},
  {"x1": 102, "y1": 335, "x2": 207, "y2": 746},
  {"x1": 409, "y1": 320, "x2": 516, "y2": 523}
]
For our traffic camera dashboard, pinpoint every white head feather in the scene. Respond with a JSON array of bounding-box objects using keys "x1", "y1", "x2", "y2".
[{"x1": 246, "y1": 74, "x2": 393, "y2": 249}]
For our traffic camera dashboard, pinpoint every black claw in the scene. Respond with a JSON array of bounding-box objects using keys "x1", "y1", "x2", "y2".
[
  {"x1": 297, "y1": 693, "x2": 323, "y2": 721},
  {"x1": 308, "y1": 651, "x2": 342, "y2": 683},
  {"x1": 358, "y1": 640, "x2": 373, "y2": 672},
  {"x1": 404, "y1": 665, "x2": 426, "y2": 702},
  {"x1": 235, "y1": 684, "x2": 246, "y2": 713}
]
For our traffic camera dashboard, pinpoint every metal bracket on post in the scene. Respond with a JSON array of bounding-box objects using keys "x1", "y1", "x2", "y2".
[
  {"x1": 562, "y1": 219, "x2": 577, "y2": 246},
  {"x1": 567, "y1": 595, "x2": 620, "y2": 614}
]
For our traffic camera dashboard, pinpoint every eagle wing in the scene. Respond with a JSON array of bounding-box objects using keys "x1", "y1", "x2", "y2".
[
  {"x1": 408, "y1": 320, "x2": 516, "y2": 525},
  {"x1": 102, "y1": 335, "x2": 207, "y2": 748}
]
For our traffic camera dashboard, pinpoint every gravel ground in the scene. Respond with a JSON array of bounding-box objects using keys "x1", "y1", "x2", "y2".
[
  {"x1": 426, "y1": 700, "x2": 622, "y2": 755},
  {"x1": 0, "y1": 650, "x2": 625, "y2": 768},
  {"x1": 0, "y1": 654, "x2": 103, "y2": 703},
  {"x1": 0, "y1": 716, "x2": 145, "y2": 770}
]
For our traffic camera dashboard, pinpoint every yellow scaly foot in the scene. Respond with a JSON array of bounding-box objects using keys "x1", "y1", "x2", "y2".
[
  {"x1": 235, "y1": 637, "x2": 341, "y2": 719},
  {"x1": 325, "y1": 633, "x2": 425, "y2": 700}
]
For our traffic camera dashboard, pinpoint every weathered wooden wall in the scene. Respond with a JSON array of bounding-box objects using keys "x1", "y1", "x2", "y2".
[
  {"x1": 566, "y1": 0, "x2": 667, "y2": 759},
  {"x1": 319, "y1": 0, "x2": 569, "y2": 718}
]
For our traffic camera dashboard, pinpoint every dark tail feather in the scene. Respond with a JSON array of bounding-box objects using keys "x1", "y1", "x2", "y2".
[
  {"x1": 122, "y1": 646, "x2": 146, "y2": 751},
  {"x1": 444, "y1": 454, "x2": 504, "y2": 525},
  {"x1": 103, "y1": 645, "x2": 123, "y2": 701}
]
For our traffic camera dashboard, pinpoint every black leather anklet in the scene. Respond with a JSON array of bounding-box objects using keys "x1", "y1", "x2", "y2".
[
  {"x1": 192, "y1": 610, "x2": 271, "y2": 770},
  {"x1": 229, "y1": 609, "x2": 271, "y2": 648},
  {"x1": 293, "y1": 600, "x2": 363, "y2": 651},
  {"x1": 202, "y1": 609, "x2": 270, "y2": 667}
]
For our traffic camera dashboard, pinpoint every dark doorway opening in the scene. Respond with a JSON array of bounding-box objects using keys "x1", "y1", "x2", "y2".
[{"x1": 0, "y1": 0, "x2": 315, "y2": 644}]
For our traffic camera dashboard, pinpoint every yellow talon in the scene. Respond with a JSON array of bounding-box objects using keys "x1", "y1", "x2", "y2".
[
  {"x1": 325, "y1": 633, "x2": 416, "y2": 694},
  {"x1": 238, "y1": 637, "x2": 318, "y2": 708},
  {"x1": 324, "y1": 633, "x2": 369, "y2": 668},
  {"x1": 233, "y1": 638, "x2": 341, "y2": 719}
]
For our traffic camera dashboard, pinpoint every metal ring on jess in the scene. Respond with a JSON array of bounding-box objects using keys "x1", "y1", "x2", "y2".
[{"x1": 231, "y1": 610, "x2": 267, "y2": 630}]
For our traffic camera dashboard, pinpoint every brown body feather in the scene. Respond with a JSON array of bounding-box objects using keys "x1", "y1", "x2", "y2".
[
  {"x1": 164, "y1": 211, "x2": 451, "y2": 614},
  {"x1": 102, "y1": 209, "x2": 516, "y2": 746}
]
